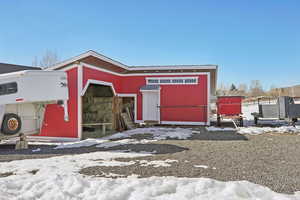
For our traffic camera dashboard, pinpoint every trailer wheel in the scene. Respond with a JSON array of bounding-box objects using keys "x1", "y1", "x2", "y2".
[{"x1": 1, "y1": 113, "x2": 22, "y2": 135}]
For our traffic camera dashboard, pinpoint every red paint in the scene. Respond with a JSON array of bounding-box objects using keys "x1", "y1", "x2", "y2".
[
  {"x1": 83, "y1": 67, "x2": 208, "y2": 123},
  {"x1": 217, "y1": 96, "x2": 243, "y2": 116},
  {"x1": 16, "y1": 98, "x2": 23, "y2": 102},
  {"x1": 160, "y1": 76, "x2": 208, "y2": 122},
  {"x1": 39, "y1": 68, "x2": 78, "y2": 138},
  {"x1": 42, "y1": 65, "x2": 210, "y2": 139}
]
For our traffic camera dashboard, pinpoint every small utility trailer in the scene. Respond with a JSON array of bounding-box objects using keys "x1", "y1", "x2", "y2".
[
  {"x1": 251, "y1": 96, "x2": 300, "y2": 125},
  {"x1": 0, "y1": 70, "x2": 69, "y2": 140},
  {"x1": 216, "y1": 96, "x2": 244, "y2": 127}
]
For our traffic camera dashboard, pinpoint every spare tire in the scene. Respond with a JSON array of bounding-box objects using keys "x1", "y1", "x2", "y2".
[{"x1": 1, "y1": 113, "x2": 22, "y2": 135}]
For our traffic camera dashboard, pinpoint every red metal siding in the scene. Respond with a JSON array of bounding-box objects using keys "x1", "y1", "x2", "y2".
[
  {"x1": 217, "y1": 96, "x2": 243, "y2": 116},
  {"x1": 160, "y1": 75, "x2": 208, "y2": 122},
  {"x1": 39, "y1": 68, "x2": 78, "y2": 138},
  {"x1": 41, "y1": 65, "x2": 210, "y2": 138}
]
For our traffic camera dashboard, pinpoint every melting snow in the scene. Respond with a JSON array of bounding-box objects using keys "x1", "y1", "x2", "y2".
[
  {"x1": 238, "y1": 126, "x2": 300, "y2": 135},
  {"x1": 139, "y1": 159, "x2": 178, "y2": 167},
  {"x1": 194, "y1": 165, "x2": 209, "y2": 169},
  {"x1": 206, "y1": 127, "x2": 236, "y2": 132},
  {"x1": 0, "y1": 147, "x2": 299, "y2": 199},
  {"x1": 104, "y1": 127, "x2": 196, "y2": 140},
  {"x1": 53, "y1": 127, "x2": 197, "y2": 150}
]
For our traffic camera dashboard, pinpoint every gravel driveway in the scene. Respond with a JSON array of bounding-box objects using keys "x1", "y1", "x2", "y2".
[
  {"x1": 1, "y1": 127, "x2": 300, "y2": 194},
  {"x1": 80, "y1": 131, "x2": 300, "y2": 194}
]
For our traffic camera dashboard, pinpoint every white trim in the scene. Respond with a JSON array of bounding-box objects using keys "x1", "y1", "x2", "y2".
[
  {"x1": 129, "y1": 65, "x2": 217, "y2": 70},
  {"x1": 77, "y1": 64, "x2": 83, "y2": 140},
  {"x1": 117, "y1": 93, "x2": 137, "y2": 123},
  {"x1": 46, "y1": 63, "x2": 77, "y2": 72},
  {"x1": 81, "y1": 79, "x2": 116, "y2": 96},
  {"x1": 158, "y1": 87, "x2": 161, "y2": 124},
  {"x1": 141, "y1": 89, "x2": 161, "y2": 122},
  {"x1": 48, "y1": 50, "x2": 130, "y2": 71},
  {"x1": 160, "y1": 121, "x2": 207, "y2": 125},
  {"x1": 48, "y1": 50, "x2": 217, "y2": 71},
  {"x1": 82, "y1": 63, "x2": 211, "y2": 77},
  {"x1": 146, "y1": 77, "x2": 198, "y2": 85},
  {"x1": 140, "y1": 90, "x2": 160, "y2": 92},
  {"x1": 28, "y1": 136, "x2": 80, "y2": 142},
  {"x1": 207, "y1": 72, "x2": 211, "y2": 126}
]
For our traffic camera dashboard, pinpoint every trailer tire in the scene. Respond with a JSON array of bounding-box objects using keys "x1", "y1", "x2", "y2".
[{"x1": 1, "y1": 113, "x2": 22, "y2": 135}]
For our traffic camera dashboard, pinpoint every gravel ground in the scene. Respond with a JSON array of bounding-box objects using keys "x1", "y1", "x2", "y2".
[
  {"x1": 80, "y1": 131, "x2": 300, "y2": 194},
  {"x1": 1, "y1": 127, "x2": 300, "y2": 194}
]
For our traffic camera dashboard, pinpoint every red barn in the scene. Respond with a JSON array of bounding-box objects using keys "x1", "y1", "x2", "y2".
[{"x1": 37, "y1": 50, "x2": 218, "y2": 141}]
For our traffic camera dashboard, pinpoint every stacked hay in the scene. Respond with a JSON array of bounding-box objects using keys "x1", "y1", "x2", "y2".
[{"x1": 82, "y1": 85, "x2": 114, "y2": 128}]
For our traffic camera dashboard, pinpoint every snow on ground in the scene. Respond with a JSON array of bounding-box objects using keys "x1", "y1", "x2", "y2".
[
  {"x1": 53, "y1": 127, "x2": 197, "y2": 150},
  {"x1": 238, "y1": 126, "x2": 300, "y2": 135},
  {"x1": 194, "y1": 165, "x2": 209, "y2": 169},
  {"x1": 206, "y1": 127, "x2": 236, "y2": 132},
  {"x1": 0, "y1": 126, "x2": 299, "y2": 199},
  {"x1": 54, "y1": 138, "x2": 107, "y2": 149},
  {"x1": 104, "y1": 127, "x2": 197, "y2": 140},
  {"x1": 206, "y1": 124, "x2": 300, "y2": 135},
  {"x1": 96, "y1": 138, "x2": 155, "y2": 148},
  {"x1": 194, "y1": 165, "x2": 217, "y2": 170},
  {"x1": 0, "y1": 152, "x2": 299, "y2": 199},
  {"x1": 139, "y1": 159, "x2": 178, "y2": 167}
]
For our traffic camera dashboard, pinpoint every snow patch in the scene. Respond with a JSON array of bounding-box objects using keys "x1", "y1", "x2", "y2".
[
  {"x1": 96, "y1": 139, "x2": 155, "y2": 148},
  {"x1": 206, "y1": 127, "x2": 236, "y2": 132},
  {"x1": 54, "y1": 138, "x2": 107, "y2": 149},
  {"x1": 194, "y1": 165, "x2": 209, "y2": 169},
  {"x1": 238, "y1": 126, "x2": 300, "y2": 135},
  {"x1": 0, "y1": 147, "x2": 299, "y2": 199},
  {"x1": 104, "y1": 127, "x2": 196, "y2": 140},
  {"x1": 0, "y1": 175, "x2": 299, "y2": 199},
  {"x1": 32, "y1": 148, "x2": 41, "y2": 152},
  {"x1": 139, "y1": 159, "x2": 178, "y2": 167}
]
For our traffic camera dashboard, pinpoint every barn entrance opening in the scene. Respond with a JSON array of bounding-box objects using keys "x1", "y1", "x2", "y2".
[{"x1": 82, "y1": 84, "x2": 114, "y2": 139}]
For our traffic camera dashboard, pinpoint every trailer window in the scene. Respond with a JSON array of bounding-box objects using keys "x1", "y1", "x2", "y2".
[{"x1": 0, "y1": 82, "x2": 17, "y2": 95}]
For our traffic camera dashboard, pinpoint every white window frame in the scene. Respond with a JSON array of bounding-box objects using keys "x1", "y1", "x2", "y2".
[{"x1": 146, "y1": 77, "x2": 198, "y2": 85}]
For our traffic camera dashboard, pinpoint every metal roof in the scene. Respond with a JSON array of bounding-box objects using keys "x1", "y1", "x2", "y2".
[{"x1": 0, "y1": 63, "x2": 41, "y2": 74}]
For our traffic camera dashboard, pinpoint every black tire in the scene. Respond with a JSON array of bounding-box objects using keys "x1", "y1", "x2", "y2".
[{"x1": 1, "y1": 113, "x2": 22, "y2": 135}]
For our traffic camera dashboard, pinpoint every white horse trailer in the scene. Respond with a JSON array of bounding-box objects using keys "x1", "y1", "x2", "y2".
[{"x1": 0, "y1": 70, "x2": 69, "y2": 140}]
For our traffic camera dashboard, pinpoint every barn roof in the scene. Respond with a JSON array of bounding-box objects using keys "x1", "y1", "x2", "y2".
[
  {"x1": 47, "y1": 50, "x2": 218, "y2": 96},
  {"x1": 48, "y1": 50, "x2": 218, "y2": 71}
]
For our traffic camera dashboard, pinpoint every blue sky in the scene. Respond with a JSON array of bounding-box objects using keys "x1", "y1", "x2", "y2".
[{"x1": 0, "y1": 0, "x2": 299, "y2": 90}]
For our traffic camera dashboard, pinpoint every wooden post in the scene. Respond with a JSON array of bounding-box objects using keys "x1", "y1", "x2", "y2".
[
  {"x1": 15, "y1": 133, "x2": 28, "y2": 150},
  {"x1": 112, "y1": 96, "x2": 123, "y2": 131}
]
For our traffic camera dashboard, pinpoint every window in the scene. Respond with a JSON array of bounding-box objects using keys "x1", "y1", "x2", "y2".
[
  {"x1": 146, "y1": 77, "x2": 198, "y2": 85},
  {"x1": 0, "y1": 82, "x2": 18, "y2": 96},
  {"x1": 171, "y1": 79, "x2": 184, "y2": 84},
  {"x1": 159, "y1": 79, "x2": 171, "y2": 84},
  {"x1": 148, "y1": 79, "x2": 159, "y2": 84}
]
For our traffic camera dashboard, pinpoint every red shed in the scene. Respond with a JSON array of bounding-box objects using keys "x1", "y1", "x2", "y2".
[
  {"x1": 217, "y1": 96, "x2": 244, "y2": 116},
  {"x1": 35, "y1": 50, "x2": 218, "y2": 141}
]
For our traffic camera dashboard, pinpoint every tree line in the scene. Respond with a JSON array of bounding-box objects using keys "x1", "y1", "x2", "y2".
[{"x1": 217, "y1": 81, "x2": 281, "y2": 97}]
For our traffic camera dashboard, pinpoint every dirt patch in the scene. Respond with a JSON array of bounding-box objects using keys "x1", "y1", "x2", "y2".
[
  {"x1": 0, "y1": 172, "x2": 14, "y2": 178},
  {"x1": 28, "y1": 169, "x2": 39, "y2": 175}
]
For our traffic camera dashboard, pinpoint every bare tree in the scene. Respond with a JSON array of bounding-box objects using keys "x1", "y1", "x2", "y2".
[
  {"x1": 250, "y1": 80, "x2": 265, "y2": 97},
  {"x1": 237, "y1": 83, "x2": 248, "y2": 96},
  {"x1": 216, "y1": 83, "x2": 228, "y2": 96},
  {"x1": 32, "y1": 50, "x2": 59, "y2": 68}
]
